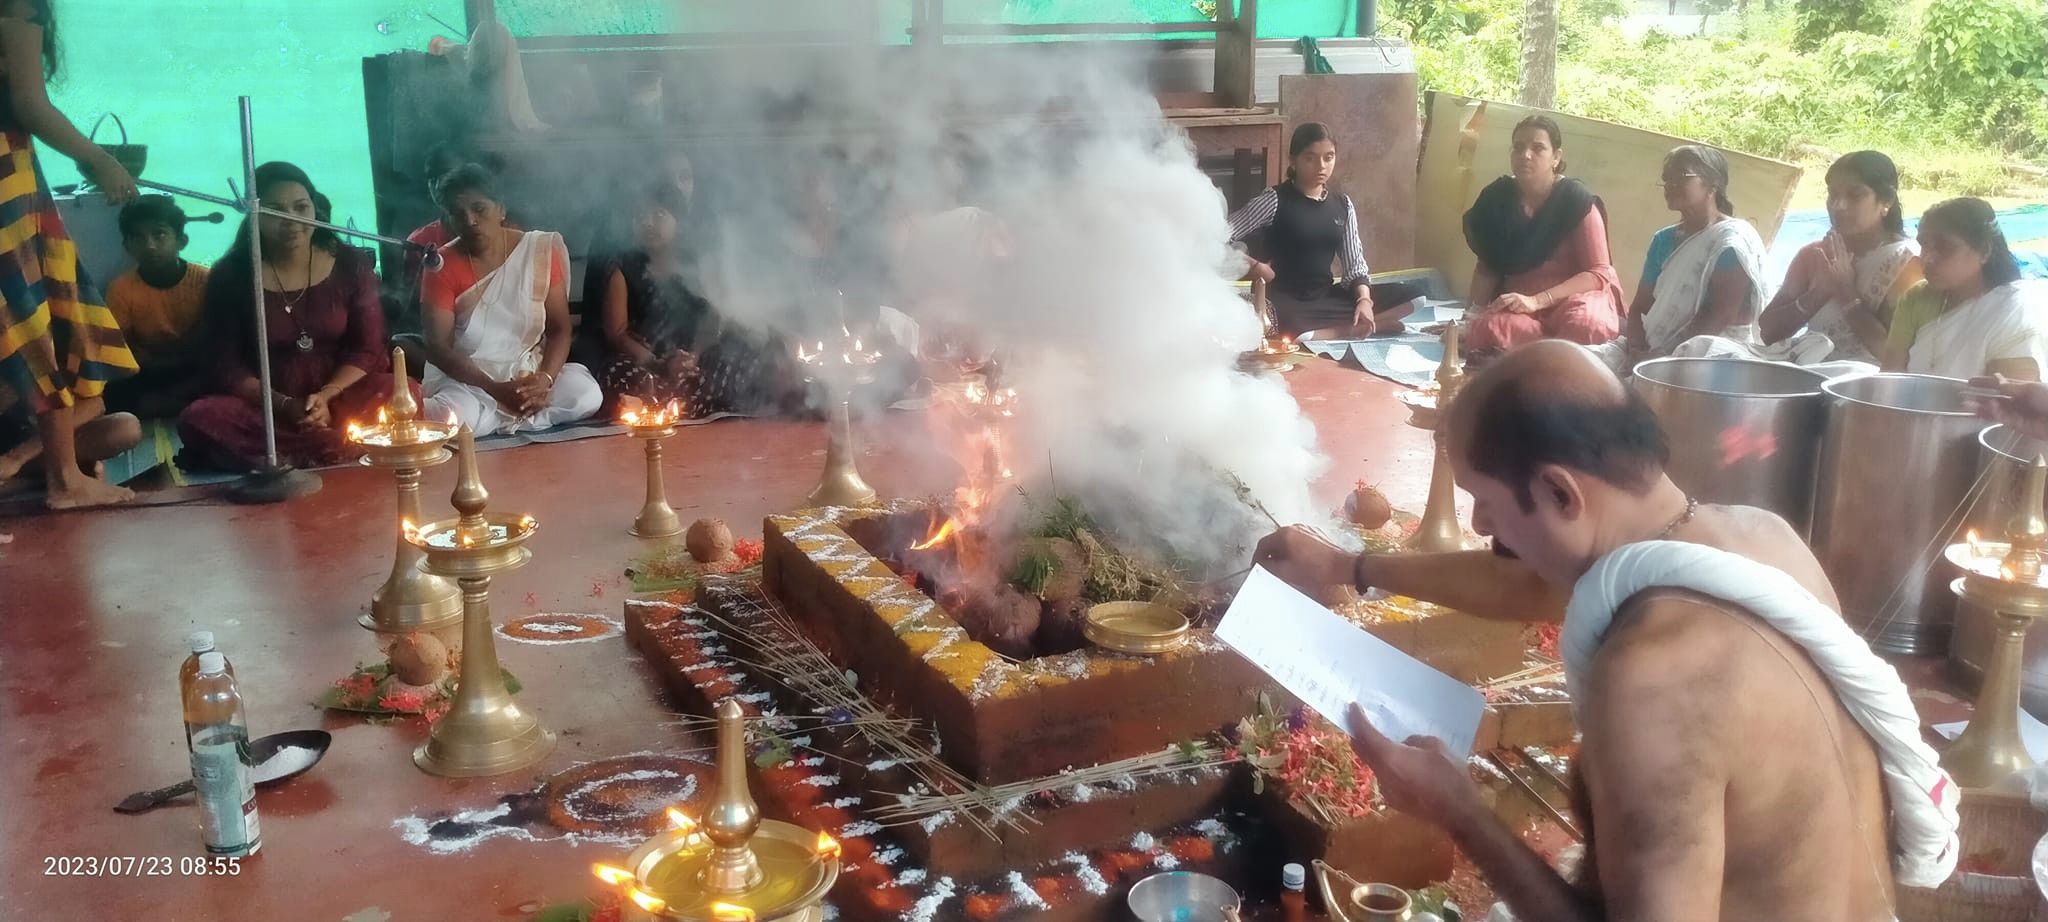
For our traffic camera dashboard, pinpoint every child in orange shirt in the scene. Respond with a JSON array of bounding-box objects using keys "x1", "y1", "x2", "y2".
[{"x1": 104, "y1": 195, "x2": 211, "y2": 417}]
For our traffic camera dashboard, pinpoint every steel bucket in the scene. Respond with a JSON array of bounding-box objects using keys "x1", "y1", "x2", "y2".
[
  {"x1": 1949, "y1": 424, "x2": 2048, "y2": 719},
  {"x1": 1632, "y1": 357, "x2": 1828, "y2": 536},
  {"x1": 1812, "y1": 374, "x2": 1983, "y2": 655}
]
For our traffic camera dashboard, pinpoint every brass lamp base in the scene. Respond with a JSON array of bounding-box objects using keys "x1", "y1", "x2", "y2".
[
  {"x1": 806, "y1": 397, "x2": 876, "y2": 508},
  {"x1": 365, "y1": 563, "x2": 464, "y2": 633},
  {"x1": 630, "y1": 425, "x2": 685, "y2": 538},
  {"x1": 414, "y1": 703, "x2": 556, "y2": 778},
  {"x1": 632, "y1": 506, "x2": 685, "y2": 539},
  {"x1": 1404, "y1": 446, "x2": 1466, "y2": 553}
]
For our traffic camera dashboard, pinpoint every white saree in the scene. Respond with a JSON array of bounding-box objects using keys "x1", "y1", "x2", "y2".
[
  {"x1": 422, "y1": 230, "x2": 601, "y2": 436},
  {"x1": 1594, "y1": 218, "x2": 1770, "y2": 374}
]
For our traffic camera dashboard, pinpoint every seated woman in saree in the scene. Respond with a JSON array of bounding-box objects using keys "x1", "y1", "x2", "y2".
[
  {"x1": 1461, "y1": 116, "x2": 1624, "y2": 357},
  {"x1": 417, "y1": 164, "x2": 600, "y2": 435},
  {"x1": 1228, "y1": 122, "x2": 1423, "y2": 338},
  {"x1": 1677, "y1": 150, "x2": 1920, "y2": 371},
  {"x1": 1882, "y1": 197, "x2": 2045, "y2": 380},
  {"x1": 179, "y1": 163, "x2": 415, "y2": 471},
  {"x1": 1592, "y1": 145, "x2": 1770, "y2": 373},
  {"x1": 599, "y1": 184, "x2": 782, "y2": 417}
]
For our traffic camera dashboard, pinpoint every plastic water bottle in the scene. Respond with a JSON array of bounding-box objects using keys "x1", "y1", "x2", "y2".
[
  {"x1": 177, "y1": 631, "x2": 233, "y2": 693},
  {"x1": 182, "y1": 652, "x2": 261, "y2": 856}
]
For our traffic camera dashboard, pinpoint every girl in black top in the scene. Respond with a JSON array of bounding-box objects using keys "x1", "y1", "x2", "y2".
[
  {"x1": 1228, "y1": 122, "x2": 1423, "y2": 337},
  {"x1": 598, "y1": 184, "x2": 786, "y2": 417}
]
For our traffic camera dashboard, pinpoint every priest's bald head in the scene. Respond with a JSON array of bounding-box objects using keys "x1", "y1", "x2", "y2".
[{"x1": 1444, "y1": 340, "x2": 1679, "y2": 584}]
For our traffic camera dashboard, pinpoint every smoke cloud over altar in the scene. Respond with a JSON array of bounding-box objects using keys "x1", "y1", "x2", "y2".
[{"x1": 669, "y1": 39, "x2": 1327, "y2": 571}]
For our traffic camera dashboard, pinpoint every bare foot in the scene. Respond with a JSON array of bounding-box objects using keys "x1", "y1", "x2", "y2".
[
  {"x1": 0, "y1": 451, "x2": 27, "y2": 482},
  {"x1": 45, "y1": 474, "x2": 134, "y2": 510}
]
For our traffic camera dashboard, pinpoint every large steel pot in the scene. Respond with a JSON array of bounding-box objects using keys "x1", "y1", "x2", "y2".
[
  {"x1": 1632, "y1": 357, "x2": 1828, "y2": 537},
  {"x1": 1811, "y1": 374, "x2": 1983, "y2": 655},
  {"x1": 1949, "y1": 424, "x2": 2048, "y2": 719}
]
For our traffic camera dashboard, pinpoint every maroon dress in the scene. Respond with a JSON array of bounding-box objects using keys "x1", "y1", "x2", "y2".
[{"x1": 178, "y1": 247, "x2": 418, "y2": 470}]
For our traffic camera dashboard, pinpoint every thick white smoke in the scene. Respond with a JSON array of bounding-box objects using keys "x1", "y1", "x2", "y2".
[{"x1": 685, "y1": 40, "x2": 1325, "y2": 572}]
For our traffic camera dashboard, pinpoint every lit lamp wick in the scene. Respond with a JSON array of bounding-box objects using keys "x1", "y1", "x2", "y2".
[
  {"x1": 627, "y1": 886, "x2": 668, "y2": 914},
  {"x1": 711, "y1": 902, "x2": 758, "y2": 922},
  {"x1": 814, "y1": 831, "x2": 841, "y2": 861},
  {"x1": 666, "y1": 806, "x2": 698, "y2": 834},
  {"x1": 591, "y1": 863, "x2": 634, "y2": 886}
]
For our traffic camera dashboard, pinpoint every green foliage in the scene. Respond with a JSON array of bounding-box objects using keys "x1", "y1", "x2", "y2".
[
  {"x1": 1010, "y1": 548, "x2": 1057, "y2": 595},
  {"x1": 1793, "y1": 0, "x2": 1892, "y2": 51},
  {"x1": 1397, "y1": 0, "x2": 2047, "y2": 195}
]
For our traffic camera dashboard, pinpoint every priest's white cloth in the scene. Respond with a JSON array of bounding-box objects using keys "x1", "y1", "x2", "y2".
[{"x1": 1562, "y1": 539, "x2": 1960, "y2": 889}]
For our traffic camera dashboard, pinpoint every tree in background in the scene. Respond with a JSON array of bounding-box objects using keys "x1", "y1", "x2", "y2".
[
  {"x1": 1518, "y1": 0, "x2": 1558, "y2": 108},
  {"x1": 1792, "y1": 0, "x2": 1892, "y2": 51}
]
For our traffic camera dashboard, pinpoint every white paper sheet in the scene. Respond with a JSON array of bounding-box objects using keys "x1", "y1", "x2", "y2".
[{"x1": 1216, "y1": 567, "x2": 1486, "y2": 761}]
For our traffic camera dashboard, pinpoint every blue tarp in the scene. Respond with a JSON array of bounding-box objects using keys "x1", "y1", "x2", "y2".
[{"x1": 1767, "y1": 204, "x2": 2048, "y2": 286}]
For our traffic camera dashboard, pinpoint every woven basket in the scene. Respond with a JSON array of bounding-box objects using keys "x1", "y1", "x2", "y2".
[
  {"x1": 87, "y1": 113, "x2": 145, "y2": 180},
  {"x1": 1898, "y1": 790, "x2": 2047, "y2": 922}
]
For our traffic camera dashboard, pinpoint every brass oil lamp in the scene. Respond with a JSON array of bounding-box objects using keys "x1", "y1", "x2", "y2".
[
  {"x1": 796, "y1": 336, "x2": 880, "y2": 508},
  {"x1": 347, "y1": 346, "x2": 463, "y2": 636},
  {"x1": 404, "y1": 426, "x2": 555, "y2": 776},
  {"x1": 1942, "y1": 454, "x2": 2048, "y2": 789},
  {"x1": 1404, "y1": 323, "x2": 1468, "y2": 553},
  {"x1": 591, "y1": 698, "x2": 841, "y2": 921},
  {"x1": 621, "y1": 398, "x2": 685, "y2": 538}
]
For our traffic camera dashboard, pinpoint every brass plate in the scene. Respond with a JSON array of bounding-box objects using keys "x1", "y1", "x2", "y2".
[
  {"x1": 626, "y1": 820, "x2": 840, "y2": 921},
  {"x1": 1085, "y1": 602, "x2": 1190, "y2": 655}
]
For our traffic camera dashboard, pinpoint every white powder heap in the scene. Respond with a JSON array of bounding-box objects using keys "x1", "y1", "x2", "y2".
[
  {"x1": 906, "y1": 876, "x2": 954, "y2": 922},
  {"x1": 872, "y1": 845, "x2": 905, "y2": 867},
  {"x1": 839, "y1": 820, "x2": 883, "y2": 839},
  {"x1": 1194, "y1": 818, "x2": 1228, "y2": 839},
  {"x1": 1065, "y1": 852, "x2": 1110, "y2": 896},
  {"x1": 867, "y1": 758, "x2": 901, "y2": 772},
  {"x1": 799, "y1": 774, "x2": 842, "y2": 787},
  {"x1": 829, "y1": 796, "x2": 863, "y2": 809},
  {"x1": 253, "y1": 745, "x2": 321, "y2": 784},
  {"x1": 737, "y1": 692, "x2": 774, "y2": 705},
  {"x1": 895, "y1": 868, "x2": 928, "y2": 886},
  {"x1": 1066, "y1": 783, "x2": 1097, "y2": 803},
  {"x1": 918, "y1": 810, "x2": 957, "y2": 834},
  {"x1": 1007, "y1": 871, "x2": 1049, "y2": 910},
  {"x1": 799, "y1": 757, "x2": 827, "y2": 768},
  {"x1": 1154, "y1": 851, "x2": 1180, "y2": 869},
  {"x1": 1130, "y1": 831, "x2": 1156, "y2": 851}
]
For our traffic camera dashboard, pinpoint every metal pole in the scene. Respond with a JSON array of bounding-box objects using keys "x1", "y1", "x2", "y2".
[
  {"x1": 139, "y1": 178, "x2": 441, "y2": 266},
  {"x1": 239, "y1": 97, "x2": 280, "y2": 471}
]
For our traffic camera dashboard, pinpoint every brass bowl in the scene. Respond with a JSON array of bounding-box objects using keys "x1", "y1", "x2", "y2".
[
  {"x1": 1084, "y1": 601, "x2": 1189, "y2": 654},
  {"x1": 354, "y1": 419, "x2": 459, "y2": 469},
  {"x1": 411, "y1": 513, "x2": 538, "y2": 578}
]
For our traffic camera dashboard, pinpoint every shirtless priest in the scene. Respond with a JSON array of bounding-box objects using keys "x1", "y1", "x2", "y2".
[{"x1": 1256, "y1": 340, "x2": 1959, "y2": 922}]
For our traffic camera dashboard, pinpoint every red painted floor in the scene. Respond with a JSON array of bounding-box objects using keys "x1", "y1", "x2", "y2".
[{"x1": 0, "y1": 361, "x2": 1443, "y2": 922}]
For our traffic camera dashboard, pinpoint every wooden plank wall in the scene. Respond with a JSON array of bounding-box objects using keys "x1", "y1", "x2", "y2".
[{"x1": 1414, "y1": 93, "x2": 1804, "y2": 301}]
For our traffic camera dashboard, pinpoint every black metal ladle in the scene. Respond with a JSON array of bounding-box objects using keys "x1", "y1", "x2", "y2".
[{"x1": 113, "y1": 729, "x2": 331, "y2": 815}]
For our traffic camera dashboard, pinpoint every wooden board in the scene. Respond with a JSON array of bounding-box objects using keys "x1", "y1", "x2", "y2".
[
  {"x1": 1280, "y1": 72, "x2": 1422, "y2": 272},
  {"x1": 1414, "y1": 93, "x2": 1803, "y2": 301}
]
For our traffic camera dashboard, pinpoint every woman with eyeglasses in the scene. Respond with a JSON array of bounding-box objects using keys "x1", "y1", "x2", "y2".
[
  {"x1": 1596, "y1": 145, "x2": 1770, "y2": 372},
  {"x1": 1881, "y1": 197, "x2": 2043, "y2": 380}
]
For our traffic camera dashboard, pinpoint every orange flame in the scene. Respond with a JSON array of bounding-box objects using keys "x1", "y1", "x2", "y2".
[
  {"x1": 591, "y1": 863, "x2": 635, "y2": 886},
  {"x1": 710, "y1": 902, "x2": 756, "y2": 922},
  {"x1": 401, "y1": 518, "x2": 420, "y2": 542},
  {"x1": 666, "y1": 806, "x2": 697, "y2": 833},
  {"x1": 911, "y1": 518, "x2": 960, "y2": 551},
  {"x1": 815, "y1": 830, "x2": 841, "y2": 860},
  {"x1": 628, "y1": 886, "x2": 667, "y2": 914},
  {"x1": 347, "y1": 420, "x2": 366, "y2": 442},
  {"x1": 378, "y1": 406, "x2": 390, "y2": 425}
]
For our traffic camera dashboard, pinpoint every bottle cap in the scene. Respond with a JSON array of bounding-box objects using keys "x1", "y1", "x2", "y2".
[
  {"x1": 186, "y1": 631, "x2": 216, "y2": 655},
  {"x1": 1282, "y1": 862, "x2": 1305, "y2": 890},
  {"x1": 197, "y1": 652, "x2": 228, "y2": 675}
]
